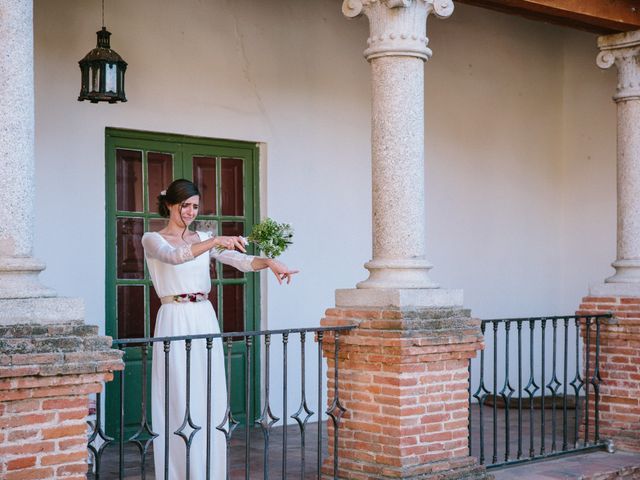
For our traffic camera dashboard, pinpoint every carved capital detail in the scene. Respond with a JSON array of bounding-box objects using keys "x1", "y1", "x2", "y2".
[
  {"x1": 597, "y1": 30, "x2": 640, "y2": 102},
  {"x1": 342, "y1": 0, "x2": 454, "y2": 61}
]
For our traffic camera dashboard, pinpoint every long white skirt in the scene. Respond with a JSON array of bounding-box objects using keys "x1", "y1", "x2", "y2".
[{"x1": 152, "y1": 301, "x2": 227, "y2": 480}]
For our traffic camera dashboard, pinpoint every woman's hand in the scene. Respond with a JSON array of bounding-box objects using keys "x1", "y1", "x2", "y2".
[
  {"x1": 265, "y1": 259, "x2": 299, "y2": 284},
  {"x1": 212, "y1": 236, "x2": 247, "y2": 253}
]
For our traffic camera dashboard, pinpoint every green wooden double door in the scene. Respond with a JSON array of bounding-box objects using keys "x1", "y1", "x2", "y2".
[{"x1": 105, "y1": 128, "x2": 261, "y2": 437}]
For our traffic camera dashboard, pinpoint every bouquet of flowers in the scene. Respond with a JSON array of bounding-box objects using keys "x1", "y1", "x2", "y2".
[
  {"x1": 217, "y1": 218, "x2": 293, "y2": 258},
  {"x1": 246, "y1": 218, "x2": 293, "y2": 258}
]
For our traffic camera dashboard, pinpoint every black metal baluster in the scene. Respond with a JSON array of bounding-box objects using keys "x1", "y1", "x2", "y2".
[
  {"x1": 584, "y1": 316, "x2": 592, "y2": 446},
  {"x1": 87, "y1": 391, "x2": 114, "y2": 480},
  {"x1": 472, "y1": 322, "x2": 489, "y2": 465},
  {"x1": 206, "y1": 338, "x2": 212, "y2": 480},
  {"x1": 562, "y1": 318, "x2": 569, "y2": 451},
  {"x1": 468, "y1": 360, "x2": 472, "y2": 458},
  {"x1": 163, "y1": 341, "x2": 170, "y2": 480},
  {"x1": 119, "y1": 345, "x2": 125, "y2": 479},
  {"x1": 128, "y1": 343, "x2": 158, "y2": 479},
  {"x1": 499, "y1": 321, "x2": 515, "y2": 462},
  {"x1": 245, "y1": 335, "x2": 253, "y2": 480},
  {"x1": 524, "y1": 319, "x2": 539, "y2": 458},
  {"x1": 282, "y1": 333, "x2": 289, "y2": 479},
  {"x1": 517, "y1": 320, "x2": 523, "y2": 460},
  {"x1": 175, "y1": 339, "x2": 202, "y2": 480},
  {"x1": 292, "y1": 332, "x2": 314, "y2": 479},
  {"x1": 256, "y1": 334, "x2": 280, "y2": 480},
  {"x1": 569, "y1": 318, "x2": 583, "y2": 449},
  {"x1": 593, "y1": 317, "x2": 602, "y2": 443},
  {"x1": 217, "y1": 336, "x2": 239, "y2": 480},
  {"x1": 327, "y1": 331, "x2": 346, "y2": 478},
  {"x1": 547, "y1": 318, "x2": 561, "y2": 453},
  {"x1": 317, "y1": 331, "x2": 324, "y2": 480},
  {"x1": 540, "y1": 318, "x2": 547, "y2": 456},
  {"x1": 492, "y1": 320, "x2": 498, "y2": 465}
]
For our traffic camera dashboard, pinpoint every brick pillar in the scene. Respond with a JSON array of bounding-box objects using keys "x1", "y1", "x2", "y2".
[
  {"x1": 320, "y1": 305, "x2": 488, "y2": 479},
  {"x1": 0, "y1": 324, "x2": 123, "y2": 479},
  {"x1": 577, "y1": 296, "x2": 640, "y2": 452}
]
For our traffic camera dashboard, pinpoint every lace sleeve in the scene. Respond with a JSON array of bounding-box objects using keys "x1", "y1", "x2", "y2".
[
  {"x1": 141, "y1": 233, "x2": 195, "y2": 265},
  {"x1": 203, "y1": 231, "x2": 255, "y2": 272}
]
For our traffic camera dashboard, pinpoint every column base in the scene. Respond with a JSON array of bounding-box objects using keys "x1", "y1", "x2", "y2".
[
  {"x1": 336, "y1": 287, "x2": 463, "y2": 309},
  {"x1": 0, "y1": 256, "x2": 57, "y2": 299},
  {"x1": 589, "y1": 282, "x2": 640, "y2": 297},
  {"x1": 357, "y1": 258, "x2": 439, "y2": 290},
  {"x1": 604, "y1": 259, "x2": 640, "y2": 285},
  {"x1": 0, "y1": 297, "x2": 84, "y2": 325},
  {"x1": 320, "y1": 301, "x2": 486, "y2": 479}
]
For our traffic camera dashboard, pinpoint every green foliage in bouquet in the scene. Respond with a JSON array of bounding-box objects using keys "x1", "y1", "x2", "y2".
[{"x1": 247, "y1": 218, "x2": 293, "y2": 259}]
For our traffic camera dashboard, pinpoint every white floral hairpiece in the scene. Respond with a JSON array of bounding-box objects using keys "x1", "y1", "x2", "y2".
[{"x1": 160, "y1": 190, "x2": 167, "y2": 196}]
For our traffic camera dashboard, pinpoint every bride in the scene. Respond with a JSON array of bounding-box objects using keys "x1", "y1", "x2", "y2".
[{"x1": 141, "y1": 179, "x2": 298, "y2": 479}]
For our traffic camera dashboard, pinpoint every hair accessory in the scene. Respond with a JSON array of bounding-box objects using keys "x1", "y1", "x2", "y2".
[{"x1": 160, "y1": 190, "x2": 167, "y2": 196}]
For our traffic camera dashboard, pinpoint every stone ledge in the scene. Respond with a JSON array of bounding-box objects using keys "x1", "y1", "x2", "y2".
[
  {"x1": 589, "y1": 283, "x2": 640, "y2": 298},
  {"x1": 321, "y1": 307, "x2": 480, "y2": 338},
  {"x1": 0, "y1": 323, "x2": 123, "y2": 386},
  {"x1": 0, "y1": 297, "x2": 84, "y2": 325},
  {"x1": 336, "y1": 288, "x2": 464, "y2": 309}
]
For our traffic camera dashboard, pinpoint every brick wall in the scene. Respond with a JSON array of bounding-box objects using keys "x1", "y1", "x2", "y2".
[
  {"x1": 577, "y1": 297, "x2": 640, "y2": 452},
  {"x1": 320, "y1": 306, "x2": 489, "y2": 480},
  {"x1": 0, "y1": 323, "x2": 122, "y2": 479}
]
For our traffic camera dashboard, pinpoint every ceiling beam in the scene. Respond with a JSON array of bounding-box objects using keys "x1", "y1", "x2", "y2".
[{"x1": 456, "y1": 0, "x2": 640, "y2": 34}]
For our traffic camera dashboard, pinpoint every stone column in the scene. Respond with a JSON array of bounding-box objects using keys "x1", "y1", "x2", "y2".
[
  {"x1": 344, "y1": 0, "x2": 451, "y2": 290},
  {"x1": 0, "y1": 0, "x2": 55, "y2": 301},
  {"x1": 320, "y1": 1, "x2": 487, "y2": 478},
  {"x1": 574, "y1": 31, "x2": 640, "y2": 454},
  {"x1": 596, "y1": 30, "x2": 640, "y2": 287},
  {"x1": 0, "y1": 2, "x2": 123, "y2": 478}
]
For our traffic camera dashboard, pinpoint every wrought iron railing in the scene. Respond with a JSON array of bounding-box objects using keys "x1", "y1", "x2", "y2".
[
  {"x1": 87, "y1": 325, "x2": 355, "y2": 480},
  {"x1": 468, "y1": 314, "x2": 612, "y2": 469}
]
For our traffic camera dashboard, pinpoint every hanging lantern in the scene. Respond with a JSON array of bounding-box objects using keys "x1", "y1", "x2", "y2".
[{"x1": 78, "y1": 2, "x2": 127, "y2": 103}]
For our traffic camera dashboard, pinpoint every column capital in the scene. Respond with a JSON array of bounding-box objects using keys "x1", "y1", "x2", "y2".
[
  {"x1": 597, "y1": 30, "x2": 640, "y2": 102},
  {"x1": 342, "y1": 0, "x2": 454, "y2": 61}
]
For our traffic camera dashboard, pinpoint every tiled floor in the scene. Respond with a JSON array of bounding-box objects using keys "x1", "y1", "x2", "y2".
[{"x1": 491, "y1": 451, "x2": 640, "y2": 479}]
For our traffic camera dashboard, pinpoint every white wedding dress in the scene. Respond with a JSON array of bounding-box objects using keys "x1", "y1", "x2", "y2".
[{"x1": 142, "y1": 231, "x2": 255, "y2": 480}]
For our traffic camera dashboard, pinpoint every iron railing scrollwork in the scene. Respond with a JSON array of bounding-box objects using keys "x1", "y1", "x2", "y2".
[
  {"x1": 469, "y1": 314, "x2": 611, "y2": 469},
  {"x1": 87, "y1": 325, "x2": 354, "y2": 479}
]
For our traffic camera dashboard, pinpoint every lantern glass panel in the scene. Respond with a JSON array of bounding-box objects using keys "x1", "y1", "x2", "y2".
[
  {"x1": 106, "y1": 63, "x2": 117, "y2": 93},
  {"x1": 90, "y1": 65, "x2": 100, "y2": 93}
]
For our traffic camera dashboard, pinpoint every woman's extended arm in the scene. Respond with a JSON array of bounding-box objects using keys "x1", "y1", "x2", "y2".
[
  {"x1": 142, "y1": 232, "x2": 246, "y2": 265},
  {"x1": 251, "y1": 257, "x2": 299, "y2": 284}
]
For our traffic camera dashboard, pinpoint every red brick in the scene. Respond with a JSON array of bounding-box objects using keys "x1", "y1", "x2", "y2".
[
  {"x1": 40, "y1": 450, "x2": 87, "y2": 466},
  {"x1": 0, "y1": 412, "x2": 55, "y2": 429},
  {"x1": 58, "y1": 408, "x2": 88, "y2": 422},
  {"x1": 4, "y1": 467, "x2": 54, "y2": 480},
  {"x1": 42, "y1": 397, "x2": 87, "y2": 411},
  {"x1": 4, "y1": 399, "x2": 41, "y2": 414},
  {"x1": 42, "y1": 423, "x2": 87, "y2": 440},
  {"x1": 0, "y1": 366, "x2": 39, "y2": 378},
  {"x1": 59, "y1": 437, "x2": 88, "y2": 451},
  {"x1": 7, "y1": 456, "x2": 36, "y2": 470},
  {"x1": 7, "y1": 429, "x2": 39, "y2": 442},
  {"x1": 0, "y1": 441, "x2": 55, "y2": 456}
]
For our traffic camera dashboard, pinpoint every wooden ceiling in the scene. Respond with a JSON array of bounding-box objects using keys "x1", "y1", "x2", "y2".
[{"x1": 456, "y1": 0, "x2": 640, "y2": 34}]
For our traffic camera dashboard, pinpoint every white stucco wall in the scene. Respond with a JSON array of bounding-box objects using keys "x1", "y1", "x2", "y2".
[{"x1": 33, "y1": 0, "x2": 617, "y2": 421}]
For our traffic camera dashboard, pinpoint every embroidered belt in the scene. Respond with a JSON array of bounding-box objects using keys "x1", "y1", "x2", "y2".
[{"x1": 160, "y1": 292, "x2": 208, "y2": 305}]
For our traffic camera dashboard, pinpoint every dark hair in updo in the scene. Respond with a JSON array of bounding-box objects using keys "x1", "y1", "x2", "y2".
[{"x1": 157, "y1": 179, "x2": 200, "y2": 218}]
